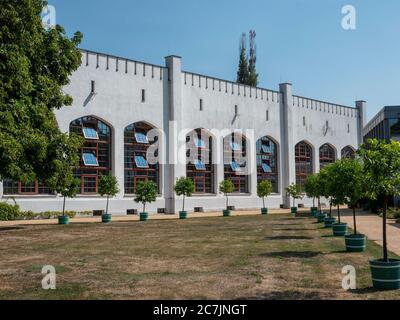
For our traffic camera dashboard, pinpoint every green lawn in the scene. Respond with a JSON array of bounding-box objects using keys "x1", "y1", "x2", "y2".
[{"x1": 0, "y1": 213, "x2": 399, "y2": 300}]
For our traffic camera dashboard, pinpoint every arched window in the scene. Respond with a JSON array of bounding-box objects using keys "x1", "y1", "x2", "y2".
[
  {"x1": 295, "y1": 141, "x2": 313, "y2": 192},
  {"x1": 341, "y1": 146, "x2": 355, "y2": 159},
  {"x1": 69, "y1": 116, "x2": 112, "y2": 194},
  {"x1": 186, "y1": 129, "x2": 214, "y2": 194},
  {"x1": 223, "y1": 133, "x2": 249, "y2": 193},
  {"x1": 256, "y1": 136, "x2": 278, "y2": 193},
  {"x1": 319, "y1": 144, "x2": 336, "y2": 169},
  {"x1": 124, "y1": 122, "x2": 159, "y2": 194}
]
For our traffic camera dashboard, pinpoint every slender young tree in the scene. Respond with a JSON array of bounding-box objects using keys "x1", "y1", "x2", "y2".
[
  {"x1": 98, "y1": 175, "x2": 119, "y2": 215},
  {"x1": 358, "y1": 139, "x2": 400, "y2": 262},
  {"x1": 257, "y1": 180, "x2": 273, "y2": 209},
  {"x1": 134, "y1": 180, "x2": 158, "y2": 213},
  {"x1": 304, "y1": 174, "x2": 320, "y2": 208},
  {"x1": 47, "y1": 133, "x2": 83, "y2": 217},
  {"x1": 174, "y1": 177, "x2": 195, "y2": 212},
  {"x1": 286, "y1": 183, "x2": 303, "y2": 208},
  {"x1": 219, "y1": 180, "x2": 234, "y2": 209},
  {"x1": 0, "y1": 0, "x2": 83, "y2": 183}
]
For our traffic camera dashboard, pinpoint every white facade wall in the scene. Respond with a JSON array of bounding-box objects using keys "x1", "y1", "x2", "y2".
[{"x1": 0, "y1": 49, "x2": 366, "y2": 214}]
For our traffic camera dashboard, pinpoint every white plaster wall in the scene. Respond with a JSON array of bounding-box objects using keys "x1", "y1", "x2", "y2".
[{"x1": 0, "y1": 49, "x2": 363, "y2": 213}]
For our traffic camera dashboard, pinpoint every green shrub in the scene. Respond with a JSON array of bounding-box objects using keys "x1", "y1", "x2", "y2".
[
  {"x1": 0, "y1": 203, "x2": 21, "y2": 221},
  {"x1": 380, "y1": 207, "x2": 400, "y2": 219}
]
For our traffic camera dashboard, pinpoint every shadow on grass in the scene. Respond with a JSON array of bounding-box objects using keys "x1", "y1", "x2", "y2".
[
  {"x1": 0, "y1": 227, "x2": 24, "y2": 232},
  {"x1": 260, "y1": 251, "x2": 322, "y2": 258},
  {"x1": 265, "y1": 235, "x2": 314, "y2": 240},
  {"x1": 237, "y1": 290, "x2": 325, "y2": 300},
  {"x1": 273, "y1": 228, "x2": 316, "y2": 231}
]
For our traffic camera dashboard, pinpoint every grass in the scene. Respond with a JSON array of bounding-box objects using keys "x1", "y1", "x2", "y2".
[{"x1": 0, "y1": 213, "x2": 399, "y2": 300}]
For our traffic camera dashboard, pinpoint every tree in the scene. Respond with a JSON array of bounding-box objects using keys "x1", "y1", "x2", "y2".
[
  {"x1": 336, "y1": 158, "x2": 364, "y2": 234},
  {"x1": 174, "y1": 177, "x2": 194, "y2": 212},
  {"x1": 219, "y1": 180, "x2": 234, "y2": 209},
  {"x1": 46, "y1": 133, "x2": 82, "y2": 217},
  {"x1": 304, "y1": 174, "x2": 320, "y2": 208},
  {"x1": 236, "y1": 33, "x2": 249, "y2": 85},
  {"x1": 257, "y1": 180, "x2": 273, "y2": 209},
  {"x1": 323, "y1": 163, "x2": 347, "y2": 223},
  {"x1": 134, "y1": 180, "x2": 158, "y2": 213},
  {"x1": 319, "y1": 165, "x2": 335, "y2": 217},
  {"x1": 357, "y1": 139, "x2": 400, "y2": 262},
  {"x1": 286, "y1": 183, "x2": 303, "y2": 208},
  {"x1": 247, "y1": 30, "x2": 258, "y2": 87},
  {"x1": 98, "y1": 175, "x2": 119, "y2": 215},
  {"x1": 0, "y1": 0, "x2": 83, "y2": 183}
]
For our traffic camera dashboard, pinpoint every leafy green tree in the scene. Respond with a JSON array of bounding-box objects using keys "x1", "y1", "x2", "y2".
[
  {"x1": 134, "y1": 180, "x2": 158, "y2": 213},
  {"x1": 236, "y1": 34, "x2": 249, "y2": 85},
  {"x1": 286, "y1": 183, "x2": 303, "y2": 208},
  {"x1": 358, "y1": 139, "x2": 400, "y2": 261},
  {"x1": 257, "y1": 180, "x2": 273, "y2": 209},
  {"x1": 47, "y1": 133, "x2": 82, "y2": 217},
  {"x1": 174, "y1": 177, "x2": 194, "y2": 212},
  {"x1": 0, "y1": 0, "x2": 83, "y2": 183},
  {"x1": 336, "y1": 158, "x2": 364, "y2": 234},
  {"x1": 319, "y1": 165, "x2": 335, "y2": 217},
  {"x1": 324, "y1": 162, "x2": 348, "y2": 223},
  {"x1": 98, "y1": 175, "x2": 119, "y2": 215},
  {"x1": 304, "y1": 174, "x2": 320, "y2": 208},
  {"x1": 219, "y1": 180, "x2": 234, "y2": 209}
]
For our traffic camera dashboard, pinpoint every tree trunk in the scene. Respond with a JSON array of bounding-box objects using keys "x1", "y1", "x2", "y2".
[
  {"x1": 383, "y1": 196, "x2": 388, "y2": 262},
  {"x1": 313, "y1": 198, "x2": 315, "y2": 207},
  {"x1": 293, "y1": 197, "x2": 295, "y2": 208},
  {"x1": 318, "y1": 197, "x2": 321, "y2": 213},
  {"x1": 337, "y1": 205, "x2": 341, "y2": 224},
  {"x1": 62, "y1": 196, "x2": 66, "y2": 217},
  {"x1": 143, "y1": 202, "x2": 146, "y2": 213},
  {"x1": 106, "y1": 195, "x2": 109, "y2": 215},
  {"x1": 352, "y1": 206, "x2": 357, "y2": 234},
  {"x1": 262, "y1": 197, "x2": 265, "y2": 209},
  {"x1": 226, "y1": 194, "x2": 229, "y2": 209},
  {"x1": 182, "y1": 195, "x2": 185, "y2": 212},
  {"x1": 329, "y1": 201, "x2": 332, "y2": 218}
]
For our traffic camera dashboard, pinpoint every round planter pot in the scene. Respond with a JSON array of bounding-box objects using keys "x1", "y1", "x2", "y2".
[
  {"x1": 140, "y1": 212, "x2": 148, "y2": 222},
  {"x1": 316, "y1": 213, "x2": 327, "y2": 223},
  {"x1": 58, "y1": 216, "x2": 70, "y2": 225},
  {"x1": 261, "y1": 208, "x2": 269, "y2": 215},
  {"x1": 223, "y1": 210, "x2": 231, "y2": 217},
  {"x1": 101, "y1": 214, "x2": 112, "y2": 223},
  {"x1": 291, "y1": 207, "x2": 298, "y2": 214},
  {"x1": 345, "y1": 234, "x2": 367, "y2": 252},
  {"x1": 370, "y1": 259, "x2": 400, "y2": 290},
  {"x1": 179, "y1": 211, "x2": 188, "y2": 220},
  {"x1": 324, "y1": 217, "x2": 337, "y2": 228},
  {"x1": 311, "y1": 207, "x2": 318, "y2": 216},
  {"x1": 332, "y1": 223, "x2": 348, "y2": 237}
]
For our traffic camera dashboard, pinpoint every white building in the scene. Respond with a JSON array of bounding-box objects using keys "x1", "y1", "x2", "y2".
[{"x1": 0, "y1": 49, "x2": 367, "y2": 214}]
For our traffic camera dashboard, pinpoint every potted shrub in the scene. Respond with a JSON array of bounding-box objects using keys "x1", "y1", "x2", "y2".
[
  {"x1": 304, "y1": 174, "x2": 319, "y2": 216},
  {"x1": 174, "y1": 177, "x2": 194, "y2": 220},
  {"x1": 98, "y1": 174, "x2": 119, "y2": 223},
  {"x1": 257, "y1": 180, "x2": 273, "y2": 215},
  {"x1": 358, "y1": 139, "x2": 400, "y2": 290},
  {"x1": 337, "y1": 158, "x2": 367, "y2": 252},
  {"x1": 219, "y1": 180, "x2": 234, "y2": 217},
  {"x1": 285, "y1": 183, "x2": 302, "y2": 214},
  {"x1": 134, "y1": 180, "x2": 158, "y2": 222}
]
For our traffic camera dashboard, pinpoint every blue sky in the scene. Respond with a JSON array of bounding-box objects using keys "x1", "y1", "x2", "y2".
[{"x1": 49, "y1": 0, "x2": 400, "y2": 121}]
